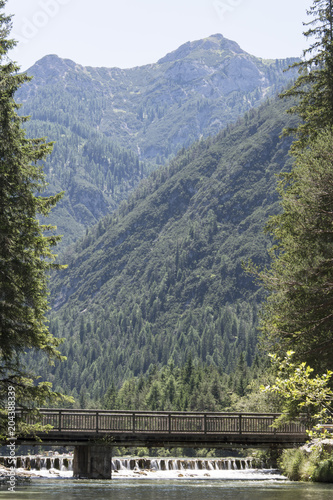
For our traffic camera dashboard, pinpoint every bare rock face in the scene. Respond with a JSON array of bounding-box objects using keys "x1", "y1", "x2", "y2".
[
  {"x1": 321, "y1": 439, "x2": 333, "y2": 453},
  {"x1": 301, "y1": 438, "x2": 333, "y2": 454}
]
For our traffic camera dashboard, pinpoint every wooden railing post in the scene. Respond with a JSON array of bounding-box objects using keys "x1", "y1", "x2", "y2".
[
  {"x1": 239, "y1": 414, "x2": 242, "y2": 435},
  {"x1": 133, "y1": 412, "x2": 136, "y2": 433},
  {"x1": 168, "y1": 413, "x2": 171, "y2": 434},
  {"x1": 96, "y1": 411, "x2": 99, "y2": 433},
  {"x1": 58, "y1": 410, "x2": 62, "y2": 432},
  {"x1": 204, "y1": 414, "x2": 207, "y2": 434}
]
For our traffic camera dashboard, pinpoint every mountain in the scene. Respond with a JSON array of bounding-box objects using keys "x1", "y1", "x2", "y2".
[
  {"x1": 16, "y1": 34, "x2": 297, "y2": 246},
  {"x1": 41, "y1": 95, "x2": 297, "y2": 402}
]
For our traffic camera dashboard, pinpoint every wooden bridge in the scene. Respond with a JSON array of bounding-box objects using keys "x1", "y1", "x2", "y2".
[
  {"x1": 15, "y1": 408, "x2": 308, "y2": 479},
  {"x1": 17, "y1": 408, "x2": 307, "y2": 448}
]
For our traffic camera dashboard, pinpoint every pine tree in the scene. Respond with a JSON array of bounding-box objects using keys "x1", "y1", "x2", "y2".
[
  {"x1": 281, "y1": 0, "x2": 333, "y2": 148},
  {"x1": 257, "y1": 128, "x2": 333, "y2": 373},
  {"x1": 253, "y1": 0, "x2": 333, "y2": 376},
  {"x1": 0, "y1": 0, "x2": 68, "y2": 436}
]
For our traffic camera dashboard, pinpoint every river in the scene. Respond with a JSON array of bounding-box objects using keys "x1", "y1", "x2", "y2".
[
  {"x1": 1, "y1": 457, "x2": 333, "y2": 499},
  {"x1": 1, "y1": 476, "x2": 333, "y2": 500}
]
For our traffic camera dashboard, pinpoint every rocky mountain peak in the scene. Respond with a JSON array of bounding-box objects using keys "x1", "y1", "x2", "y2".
[
  {"x1": 158, "y1": 33, "x2": 244, "y2": 64},
  {"x1": 21, "y1": 54, "x2": 81, "y2": 97}
]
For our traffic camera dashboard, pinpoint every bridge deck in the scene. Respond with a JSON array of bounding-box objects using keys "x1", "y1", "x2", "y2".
[{"x1": 15, "y1": 409, "x2": 308, "y2": 448}]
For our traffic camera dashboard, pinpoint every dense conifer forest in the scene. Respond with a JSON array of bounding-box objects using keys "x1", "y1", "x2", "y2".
[{"x1": 34, "y1": 95, "x2": 298, "y2": 407}]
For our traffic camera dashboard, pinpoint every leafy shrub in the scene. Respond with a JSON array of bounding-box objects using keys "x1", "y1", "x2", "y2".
[
  {"x1": 279, "y1": 449, "x2": 305, "y2": 481},
  {"x1": 311, "y1": 458, "x2": 333, "y2": 483},
  {"x1": 279, "y1": 446, "x2": 333, "y2": 482}
]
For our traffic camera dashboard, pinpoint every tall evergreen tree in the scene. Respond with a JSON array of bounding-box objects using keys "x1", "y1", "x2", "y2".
[
  {"x1": 281, "y1": 0, "x2": 333, "y2": 148},
  {"x1": 0, "y1": 0, "x2": 67, "y2": 437},
  {"x1": 257, "y1": 129, "x2": 333, "y2": 373},
  {"x1": 253, "y1": 1, "x2": 333, "y2": 375}
]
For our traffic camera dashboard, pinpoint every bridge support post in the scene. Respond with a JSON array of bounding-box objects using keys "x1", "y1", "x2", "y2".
[{"x1": 73, "y1": 445, "x2": 112, "y2": 479}]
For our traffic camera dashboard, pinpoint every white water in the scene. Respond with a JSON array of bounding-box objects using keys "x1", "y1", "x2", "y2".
[
  {"x1": 111, "y1": 457, "x2": 284, "y2": 480},
  {"x1": 2, "y1": 456, "x2": 286, "y2": 481},
  {"x1": 1, "y1": 454, "x2": 73, "y2": 480}
]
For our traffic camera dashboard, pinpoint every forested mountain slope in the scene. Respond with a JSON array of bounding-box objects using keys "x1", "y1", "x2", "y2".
[
  {"x1": 16, "y1": 34, "x2": 297, "y2": 246},
  {"x1": 43, "y1": 96, "x2": 297, "y2": 402},
  {"x1": 25, "y1": 122, "x2": 148, "y2": 247}
]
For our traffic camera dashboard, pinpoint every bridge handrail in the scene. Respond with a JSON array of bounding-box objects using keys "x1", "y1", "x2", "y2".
[
  {"x1": 14, "y1": 408, "x2": 307, "y2": 436},
  {"x1": 20, "y1": 408, "x2": 283, "y2": 416}
]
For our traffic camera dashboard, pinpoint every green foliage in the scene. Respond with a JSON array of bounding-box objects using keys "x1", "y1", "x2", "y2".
[
  {"x1": 102, "y1": 356, "x2": 271, "y2": 413},
  {"x1": 259, "y1": 7, "x2": 333, "y2": 372},
  {"x1": 0, "y1": 0, "x2": 71, "y2": 438},
  {"x1": 279, "y1": 446, "x2": 333, "y2": 482},
  {"x1": 281, "y1": 0, "x2": 333, "y2": 149},
  {"x1": 311, "y1": 457, "x2": 333, "y2": 482},
  {"x1": 279, "y1": 448, "x2": 309, "y2": 481},
  {"x1": 256, "y1": 128, "x2": 333, "y2": 372},
  {"x1": 261, "y1": 351, "x2": 333, "y2": 429}
]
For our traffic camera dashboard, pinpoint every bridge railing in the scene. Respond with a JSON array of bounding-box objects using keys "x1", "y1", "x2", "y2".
[{"x1": 16, "y1": 409, "x2": 306, "y2": 435}]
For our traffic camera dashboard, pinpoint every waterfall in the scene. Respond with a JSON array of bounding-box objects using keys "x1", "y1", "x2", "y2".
[
  {"x1": 1, "y1": 454, "x2": 259, "y2": 475},
  {"x1": 1, "y1": 455, "x2": 73, "y2": 472},
  {"x1": 110, "y1": 457, "x2": 259, "y2": 472},
  {"x1": 150, "y1": 459, "x2": 158, "y2": 470}
]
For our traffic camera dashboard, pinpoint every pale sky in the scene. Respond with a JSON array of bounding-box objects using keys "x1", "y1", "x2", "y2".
[{"x1": 5, "y1": 0, "x2": 313, "y2": 71}]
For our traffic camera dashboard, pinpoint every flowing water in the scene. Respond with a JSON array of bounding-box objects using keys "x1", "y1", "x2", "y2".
[{"x1": 1, "y1": 456, "x2": 333, "y2": 499}]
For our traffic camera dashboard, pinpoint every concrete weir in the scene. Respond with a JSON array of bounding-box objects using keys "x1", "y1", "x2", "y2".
[{"x1": 73, "y1": 445, "x2": 112, "y2": 479}]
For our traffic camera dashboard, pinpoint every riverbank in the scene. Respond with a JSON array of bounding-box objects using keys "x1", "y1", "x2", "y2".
[{"x1": 279, "y1": 439, "x2": 333, "y2": 482}]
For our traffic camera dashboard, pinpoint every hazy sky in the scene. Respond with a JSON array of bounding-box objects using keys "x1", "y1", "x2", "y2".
[{"x1": 6, "y1": 0, "x2": 313, "y2": 71}]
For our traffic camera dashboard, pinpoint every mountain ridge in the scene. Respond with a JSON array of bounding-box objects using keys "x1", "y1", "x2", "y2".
[
  {"x1": 19, "y1": 33, "x2": 298, "y2": 161},
  {"x1": 15, "y1": 34, "x2": 297, "y2": 248}
]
